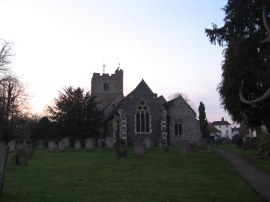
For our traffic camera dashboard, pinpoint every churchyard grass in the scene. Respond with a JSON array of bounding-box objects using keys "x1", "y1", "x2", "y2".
[
  {"x1": 216, "y1": 144, "x2": 270, "y2": 173},
  {"x1": 2, "y1": 147, "x2": 263, "y2": 202}
]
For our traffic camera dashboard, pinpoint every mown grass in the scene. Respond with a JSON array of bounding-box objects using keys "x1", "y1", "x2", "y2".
[
  {"x1": 1, "y1": 147, "x2": 263, "y2": 202},
  {"x1": 216, "y1": 144, "x2": 270, "y2": 173}
]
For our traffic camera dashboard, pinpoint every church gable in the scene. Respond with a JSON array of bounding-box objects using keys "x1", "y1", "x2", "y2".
[
  {"x1": 117, "y1": 79, "x2": 166, "y2": 145},
  {"x1": 165, "y1": 96, "x2": 201, "y2": 144}
]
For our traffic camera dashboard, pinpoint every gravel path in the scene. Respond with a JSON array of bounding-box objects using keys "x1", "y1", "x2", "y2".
[{"x1": 214, "y1": 148, "x2": 270, "y2": 202}]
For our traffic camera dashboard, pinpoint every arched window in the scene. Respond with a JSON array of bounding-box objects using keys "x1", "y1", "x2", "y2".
[{"x1": 135, "y1": 101, "x2": 151, "y2": 133}]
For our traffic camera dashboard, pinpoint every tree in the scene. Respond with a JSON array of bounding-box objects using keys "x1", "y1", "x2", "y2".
[
  {"x1": 0, "y1": 76, "x2": 29, "y2": 142},
  {"x1": 205, "y1": 0, "x2": 270, "y2": 129},
  {"x1": 47, "y1": 87, "x2": 103, "y2": 141},
  {"x1": 0, "y1": 39, "x2": 13, "y2": 73},
  {"x1": 198, "y1": 102, "x2": 210, "y2": 139}
]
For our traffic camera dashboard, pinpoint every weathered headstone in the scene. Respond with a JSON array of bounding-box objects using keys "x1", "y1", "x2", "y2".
[
  {"x1": 85, "y1": 138, "x2": 95, "y2": 149},
  {"x1": 58, "y1": 140, "x2": 65, "y2": 151},
  {"x1": 75, "y1": 140, "x2": 81, "y2": 149},
  {"x1": 0, "y1": 144, "x2": 8, "y2": 194},
  {"x1": 179, "y1": 140, "x2": 192, "y2": 156},
  {"x1": 143, "y1": 138, "x2": 152, "y2": 149},
  {"x1": 15, "y1": 142, "x2": 30, "y2": 165},
  {"x1": 134, "y1": 142, "x2": 145, "y2": 157},
  {"x1": 8, "y1": 140, "x2": 16, "y2": 152},
  {"x1": 37, "y1": 140, "x2": 45, "y2": 149},
  {"x1": 98, "y1": 139, "x2": 102, "y2": 147},
  {"x1": 62, "y1": 137, "x2": 70, "y2": 148},
  {"x1": 105, "y1": 137, "x2": 114, "y2": 149},
  {"x1": 116, "y1": 139, "x2": 127, "y2": 158},
  {"x1": 48, "y1": 141, "x2": 57, "y2": 151}
]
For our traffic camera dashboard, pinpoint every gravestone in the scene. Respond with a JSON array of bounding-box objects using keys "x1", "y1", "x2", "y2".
[
  {"x1": 62, "y1": 138, "x2": 70, "y2": 148},
  {"x1": 143, "y1": 138, "x2": 152, "y2": 149},
  {"x1": 179, "y1": 140, "x2": 192, "y2": 156},
  {"x1": 48, "y1": 141, "x2": 57, "y2": 151},
  {"x1": 134, "y1": 142, "x2": 145, "y2": 157},
  {"x1": 15, "y1": 142, "x2": 30, "y2": 165},
  {"x1": 58, "y1": 140, "x2": 65, "y2": 151},
  {"x1": 97, "y1": 139, "x2": 102, "y2": 147},
  {"x1": 37, "y1": 140, "x2": 45, "y2": 149},
  {"x1": 105, "y1": 137, "x2": 114, "y2": 149},
  {"x1": 116, "y1": 139, "x2": 127, "y2": 158},
  {"x1": 85, "y1": 138, "x2": 95, "y2": 149},
  {"x1": 75, "y1": 140, "x2": 81, "y2": 149},
  {"x1": 8, "y1": 140, "x2": 16, "y2": 152},
  {"x1": 0, "y1": 144, "x2": 8, "y2": 194}
]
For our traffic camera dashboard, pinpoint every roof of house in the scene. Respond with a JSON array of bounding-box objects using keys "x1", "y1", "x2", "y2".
[{"x1": 212, "y1": 120, "x2": 231, "y2": 126}]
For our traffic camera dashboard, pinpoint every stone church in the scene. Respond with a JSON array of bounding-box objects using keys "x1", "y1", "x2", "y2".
[{"x1": 91, "y1": 68, "x2": 201, "y2": 146}]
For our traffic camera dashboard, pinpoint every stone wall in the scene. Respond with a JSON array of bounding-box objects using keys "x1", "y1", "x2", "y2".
[{"x1": 166, "y1": 96, "x2": 201, "y2": 144}]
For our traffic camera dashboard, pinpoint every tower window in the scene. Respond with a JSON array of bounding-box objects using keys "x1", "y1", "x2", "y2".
[{"x1": 104, "y1": 83, "x2": 109, "y2": 91}]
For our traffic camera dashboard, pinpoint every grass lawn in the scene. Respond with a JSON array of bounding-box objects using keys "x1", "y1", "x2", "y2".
[
  {"x1": 216, "y1": 144, "x2": 270, "y2": 173},
  {"x1": 1, "y1": 147, "x2": 263, "y2": 202}
]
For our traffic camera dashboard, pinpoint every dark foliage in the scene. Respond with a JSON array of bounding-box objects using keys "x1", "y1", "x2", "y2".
[
  {"x1": 47, "y1": 87, "x2": 103, "y2": 140},
  {"x1": 205, "y1": 0, "x2": 270, "y2": 128},
  {"x1": 198, "y1": 102, "x2": 210, "y2": 138}
]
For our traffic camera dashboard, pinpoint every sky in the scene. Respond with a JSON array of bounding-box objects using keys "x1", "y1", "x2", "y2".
[{"x1": 0, "y1": 0, "x2": 231, "y2": 123}]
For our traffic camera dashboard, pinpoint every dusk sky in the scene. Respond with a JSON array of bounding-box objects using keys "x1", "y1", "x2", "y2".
[{"x1": 0, "y1": 0, "x2": 231, "y2": 123}]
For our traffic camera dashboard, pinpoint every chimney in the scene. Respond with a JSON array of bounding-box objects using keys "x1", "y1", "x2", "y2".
[{"x1": 222, "y1": 117, "x2": 224, "y2": 122}]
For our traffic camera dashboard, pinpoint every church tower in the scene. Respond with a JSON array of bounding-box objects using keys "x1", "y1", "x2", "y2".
[{"x1": 91, "y1": 67, "x2": 123, "y2": 111}]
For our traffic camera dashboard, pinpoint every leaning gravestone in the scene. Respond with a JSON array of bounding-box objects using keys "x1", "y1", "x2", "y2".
[
  {"x1": 85, "y1": 138, "x2": 95, "y2": 149},
  {"x1": 143, "y1": 138, "x2": 152, "y2": 149},
  {"x1": 105, "y1": 137, "x2": 114, "y2": 149},
  {"x1": 8, "y1": 140, "x2": 16, "y2": 152},
  {"x1": 0, "y1": 144, "x2": 8, "y2": 194},
  {"x1": 179, "y1": 140, "x2": 192, "y2": 156},
  {"x1": 15, "y1": 142, "x2": 30, "y2": 165},
  {"x1": 134, "y1": 142, "x2": 145, "y2": 157},
  {"x1": 75, "y1": 140, "x2": 81, "y2": 149}
]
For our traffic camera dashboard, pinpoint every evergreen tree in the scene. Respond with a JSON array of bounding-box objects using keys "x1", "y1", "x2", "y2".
[
  {"x1": 47, "y1": 87, "x2": 103, "y2": 140},
  {"x1": 198, "y1": 102, "x2": 210, "y2": 138},
  {"x1": 205, "y1": 0, "x2": 270, "y2": 128}
]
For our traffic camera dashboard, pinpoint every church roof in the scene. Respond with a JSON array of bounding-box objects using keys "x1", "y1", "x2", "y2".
[
  {"x1": 164, "y1": 95, "x2": 196, "y2": 115},
  {"x1": 126, "y1": 79, "x2": 155, "y2": 97}
]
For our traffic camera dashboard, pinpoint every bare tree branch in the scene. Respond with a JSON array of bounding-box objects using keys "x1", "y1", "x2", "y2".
[{"x1": 0, "y1": 40, "x2": 13, "y2": 73}]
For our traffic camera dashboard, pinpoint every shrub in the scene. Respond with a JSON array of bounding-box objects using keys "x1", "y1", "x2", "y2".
[{"x1": 256, "y1": 133, "x2": 270, "y2": 159}]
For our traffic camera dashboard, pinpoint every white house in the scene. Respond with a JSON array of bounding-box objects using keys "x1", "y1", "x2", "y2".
[{"x1": 211, "y1": 117, "x2": 233, "y2": 139}]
